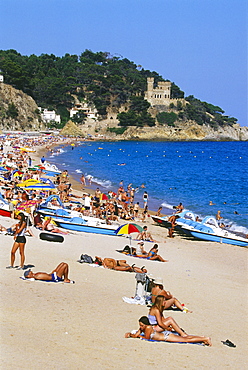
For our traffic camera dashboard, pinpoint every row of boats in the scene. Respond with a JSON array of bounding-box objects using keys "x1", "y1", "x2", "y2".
[{"x1": 151, "y1": 210, "x2": 248, "y2": 247}]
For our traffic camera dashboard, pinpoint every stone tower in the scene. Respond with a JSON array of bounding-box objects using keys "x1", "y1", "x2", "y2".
[{"x1": 144, "y1": 77, "x2": 171, "y2": 106}]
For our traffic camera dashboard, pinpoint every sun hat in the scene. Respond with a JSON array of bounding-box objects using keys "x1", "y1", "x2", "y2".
[
  {"x1": 24, "y1": 269, "x2": 31, "y2": 278},
  {"x1": 153, "y1": 277, "x2": 163, "y2": 285}
]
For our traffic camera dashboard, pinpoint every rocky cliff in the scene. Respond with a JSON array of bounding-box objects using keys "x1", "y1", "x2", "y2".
[
  {"x1": 0, "y1": 83, "x2": 44, "y2": 131},
  {"x1": 117, "y1": 121, "x2": 248, "y2": 141}
]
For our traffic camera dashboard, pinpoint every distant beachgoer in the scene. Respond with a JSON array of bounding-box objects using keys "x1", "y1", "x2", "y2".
[
  {"x1": 209, "y1": 201, "x2": 215, "y2": 205},
  {"x1": 216, "y1": 210, "x2": 223, "y2": 221},
  {"x1": 94, "y1": 257, "x2": 147, "y2": 273},
  {"x1": 42, "y1": 217, "x2": 69, "y2": 235},
  {"x1": 137, "y1": 226, "x2": 156, "y2": 242},
  {"x1": 143, "y1": 191, "x2": 148, "y2": 208},
  {"x1": 133, "y1": 202, "x2": 140, "y2": 219},
  {"x1": 168, "y1": 215, "x2": 180, "y2": 238},
  {"x1": 125, "y1": 315, "x2": 212, "y2": 346},
  {"x1": 40, "y1": 156, "x2": 45, "y2": 164},
  {"x1": 95, "y1": 188, "x2": 101, "y2": 203},
  {"x1": 6, "y1": 212, "x2": 27, "y2": 270},
  {"x1": 80, "y1": 174, "x2": 86, "y2": 186},
  {"x1": 23, "y1": 262, "x2": 74, "y2": 283},
  {"x1": 141, "y1": 205, "x2": 148, "y2": 222},
  {"x1": 155, "y1": 206, "x2": 163, "y2": 217},
  {"x1": 175, "y1": 202, "x2": 184, "y2": 213}
]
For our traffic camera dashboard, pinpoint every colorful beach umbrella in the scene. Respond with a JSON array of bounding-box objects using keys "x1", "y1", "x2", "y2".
[
  {"x1": 115, "y1": 223, "x2": 143, "y2": 235},
  {"x1": 17, "y1": 179, "x2": 41, "y2": 187},
  {"x1": 24, "y1": 183, "x2": 55, "y2": 190},
  {"x1": 100, "y1": 193, "x2": 109, "y2": 201},
  {"x1": 16, "y1": 199, "x2": 40, "y2": 211}
]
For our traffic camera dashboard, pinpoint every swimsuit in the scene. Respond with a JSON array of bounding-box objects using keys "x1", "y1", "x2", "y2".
[
  {"x1": 51, "y1": 272, "x2": 63, "y2": 282},
  {"x1": 150, "y1": 330, "x2": 171, "y2": 341},
  {"x1": 147, "y1": 251, "x2": 156, "y2": 260},
  {"x1": 148, "y1": 314, "x2": 171, "y2": 341}
]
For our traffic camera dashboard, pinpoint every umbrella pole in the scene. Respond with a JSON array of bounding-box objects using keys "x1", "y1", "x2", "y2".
[{"x1": 129, "y1": 235, "x2": 132, "y2": 245}]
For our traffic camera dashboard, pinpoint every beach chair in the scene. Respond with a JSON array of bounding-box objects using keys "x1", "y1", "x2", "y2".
[{"x1": 135, "y1": 273, "x2": 154, "y2": 305}]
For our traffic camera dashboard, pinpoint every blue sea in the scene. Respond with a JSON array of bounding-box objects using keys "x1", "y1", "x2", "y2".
[{"x1": 47, "y1": 141, "x2": 248, "y2": 234}]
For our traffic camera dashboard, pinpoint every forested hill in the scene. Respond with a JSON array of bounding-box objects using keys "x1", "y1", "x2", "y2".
[{"x1": 0, "y1": 49, "x2": 238, "y2": 130}]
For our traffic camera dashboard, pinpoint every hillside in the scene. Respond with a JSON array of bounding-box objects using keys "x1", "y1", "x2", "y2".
[
  {"x1": 0, "y1": 49, "x2": 247, "y2": 140},
  {"x1": 0, "y1": 83, "x2": 44, "y2": 131}
]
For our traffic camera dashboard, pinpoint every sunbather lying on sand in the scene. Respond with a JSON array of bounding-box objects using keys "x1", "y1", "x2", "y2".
[
  {"x1": 94, "y1": 256, "x2": 147, "y2": 273},
  {"x1": 23, "y1": 262, "x2": 75, "y2": 283},
  {"x1": 42, "y1": 217, "x2": 69, "y2": 235},
  {"x1": 125, "y1": 316, "x2": 212, "y2": 346}
]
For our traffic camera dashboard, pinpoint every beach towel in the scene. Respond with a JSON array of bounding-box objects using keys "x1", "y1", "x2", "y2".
[{"x1": 122, "y1": 296, "x2": 146, "y2": 305}]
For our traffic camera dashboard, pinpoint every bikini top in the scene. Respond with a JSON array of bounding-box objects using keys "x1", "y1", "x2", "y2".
[{"x1": 147, "y1": 314, "x2": 158, "y2": 325}]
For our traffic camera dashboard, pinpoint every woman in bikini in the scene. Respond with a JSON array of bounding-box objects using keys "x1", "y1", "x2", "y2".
[
  {"x1": 125, "y1": 316, "x2": 212, "y2": 346},
  {"x1": 94, "y1": 256, "x2": 147, "y2": 273},
  {"x1": 42, "y1": 217, "x2": 69, "y2": 235},
  {"x1": 6, "y1": 212, "x2": 27, "y2": 270},
  {"x1": 147, "y1": 244, "x2": 167, "y2": 262}
]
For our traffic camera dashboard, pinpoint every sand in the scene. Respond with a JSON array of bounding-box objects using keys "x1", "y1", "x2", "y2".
[{"x1": 1, "y1": 145, "x2": 247, "y2": 369}]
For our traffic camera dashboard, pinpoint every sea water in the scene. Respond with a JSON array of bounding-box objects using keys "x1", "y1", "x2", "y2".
[{"x1": 47, "y1": 141, "x2": 248, "y2": 234}]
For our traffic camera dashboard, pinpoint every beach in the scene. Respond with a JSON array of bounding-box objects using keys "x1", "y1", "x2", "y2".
[{"x1": 1, "y1": 140, "x2": 247, "y2": 369}]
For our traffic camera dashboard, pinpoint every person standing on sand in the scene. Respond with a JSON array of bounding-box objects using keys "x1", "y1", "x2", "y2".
[
  {"x1": 80, "y1": 174, "x2": 86, "y2": 187},
  {"x1": 6, "y1": 212, "x2": 27, "y2": 270},
  {"x1": 168, "y1": 215, "x2": 180, "y2": 238},
  {"x1": 143, "y1": 191, "x2": 148, "y2": 208},
  {"x1": 134, "y1": 201, "x2": 140, "y2": 219}
]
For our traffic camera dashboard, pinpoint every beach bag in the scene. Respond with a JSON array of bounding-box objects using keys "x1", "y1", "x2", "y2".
[{"x1": 79, "y1": 254, "x2": 94, "y2": 264}]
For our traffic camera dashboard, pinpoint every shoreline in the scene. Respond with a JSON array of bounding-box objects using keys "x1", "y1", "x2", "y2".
[
  {"x1": 36, "y1": 143, "x2": 175, "y2": 218},
  {"x1": 1, "y1": 136, "x2": 247, "y2": 368}
]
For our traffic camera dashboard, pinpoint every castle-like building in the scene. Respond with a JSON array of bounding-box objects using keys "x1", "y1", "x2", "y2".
[{"x1": 144, "y1": 77, "x2": 171, "y2": 106}]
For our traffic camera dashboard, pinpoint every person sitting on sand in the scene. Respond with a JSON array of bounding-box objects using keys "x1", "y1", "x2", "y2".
[
  {"x1": 133, "y1": 242, "x2": 147, "y2": 256},
  {"x1": 42, "y1": 217, "x2": 69, "y2": 235},
  {"x1": 23, "y1": 262, "x2": 74, "y2": 283},
  {"x1": 125, "y1": 316, "x2": 211, "y2": 346},
  {"x1": 94, "y1": 256, "x2": 147, "y2": 273},
  {"x1": 147, "y1": 244, "x2": 167, "y2": 262},
  {"x1": 151, "y1": 278, "x2": 190, "y2": 312},
  {"x1": 148, "y1": 295, "x2": 192, "y2": 335},
  {"x1": 137, "y1": 226, "x2": 156, "y2": 242}
]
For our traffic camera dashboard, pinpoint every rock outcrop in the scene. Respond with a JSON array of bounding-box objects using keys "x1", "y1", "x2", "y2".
[
  {"x1": 60, "y1": 120, "x2": 84, "y2": 136},
  {"x1": 0, "y1": 83, "x2": 44, "y2": 131},
  {"x1": 97, "y1": 120, "x2": 248, "y2": 141}
]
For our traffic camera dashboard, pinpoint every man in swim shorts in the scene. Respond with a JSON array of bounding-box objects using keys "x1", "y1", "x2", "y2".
[{"x1": 23, "y1": 262, "x2": 74, "y2": 283}]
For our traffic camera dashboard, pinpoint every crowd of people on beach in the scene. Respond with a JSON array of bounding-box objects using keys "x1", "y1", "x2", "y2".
[{"x1": 0, "y1": 134, "x2": 212, "y2": 347}]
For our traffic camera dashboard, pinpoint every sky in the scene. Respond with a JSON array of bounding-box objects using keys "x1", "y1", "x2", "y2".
[{"x1": 1, "y1": 0, "x2": 247, "y2": 126}]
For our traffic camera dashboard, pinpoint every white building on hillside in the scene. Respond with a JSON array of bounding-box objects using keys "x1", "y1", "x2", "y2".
[
  {"x1": 39, "y1": 108, "x2": 61, "y2": 124},
  {"x1": 70, "y1": 102, "x2": 98, "y2": 120}
]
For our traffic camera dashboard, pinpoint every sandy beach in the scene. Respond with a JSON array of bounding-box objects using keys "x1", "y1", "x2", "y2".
[{"x1": 1, "y1": 144, "x2": 247, "y2": 369}]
